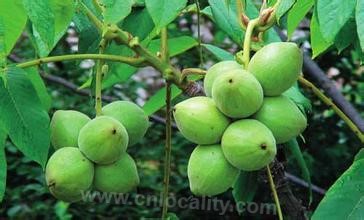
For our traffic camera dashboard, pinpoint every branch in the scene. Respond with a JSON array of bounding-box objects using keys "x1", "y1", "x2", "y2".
[
  {"x1": 302, "y1": 55, "x2": 364, "y2": 133},
  {"x1": 16, "y1": 54, "x2": 145, "y2": 69},
  {"x1": 78, "y1": 2, "x2": 204, "y2": 95}
]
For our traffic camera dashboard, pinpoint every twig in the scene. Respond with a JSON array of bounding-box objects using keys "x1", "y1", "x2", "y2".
[
  {"x1": 298, "y1": 76, "x2": 364, "y2": 143},
  {"x1": 16, "y1": 54, "x2": 145, "y2": 69},
  {"x1": 95, "y1": 39, "x2": 107, "y2": 116},
  {"x1": 161, "y1": 81, "x2": 172, "y2": 219},
  {"x1": 267, "y1": 165, "x2": 283, "y2": 220},
  {"x1": 284, "y1": 172, "x2": 326, "y2": 195}
]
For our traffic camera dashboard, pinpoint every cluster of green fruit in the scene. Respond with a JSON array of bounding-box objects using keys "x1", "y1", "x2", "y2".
[
  {"x1": 45, "y1": 101, "x2": 149, "y2": 202},
  {"x1": 173, "y1": 42, "x2": 307, "y2": 196}
]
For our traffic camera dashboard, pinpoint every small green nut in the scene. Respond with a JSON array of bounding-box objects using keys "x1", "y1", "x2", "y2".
[
  {"x1": 94, "y1": 153, "x2": 139, "y2": 193},
  {"x1": 253, "y1": 96, "x2": 307, "y2": 144},
  {"x1": 45, "y1": 147, "x2": 94, "y2": 202},
  {"x1": 248, "y1": 42, "x2": 303, "y2": 96},
  {"x1": 173, "y1": 97, "x2": 230, "y2": 145},
  {"x1": 222, "y1": 119, "x2": 277, "y2": 171},
  {"x1": 188, "y1": 144, "x2": 239, "y2": 196},
  {"x1": 102, "y1": 101, "x2": 149, "y2": 146},
  {"x1": 78, "y1": 116, "x2": 129, "y2": 164},
  {"x1": 212, "y1": 69, "x2": 263, "y2": 118},
  {"x1": 203, "y1": 61, "x2": 242, "y2": 97},
  {"x1": 50, "y1": 110, "x2": 90, "y2": 150}
]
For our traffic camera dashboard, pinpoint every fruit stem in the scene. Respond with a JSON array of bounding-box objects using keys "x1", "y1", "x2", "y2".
[
  {"x1": 298, "y1": 76, "x2": 364, "y2": 143},
  {"x1": 161, "y1": 81, "x2": 172, "y2": 219},
  {"x1": 95, "y1": 39, "x2": 107, "y2": 116},
  {"x1": 242, "y1": 18, "x2": 259, "y2": 68},
  {"x1": 181, "y1": 68, "x2": 207, "y2": 80},
  {"x1": 267, "y1": 165, "x2": 284, "y2": 220}
]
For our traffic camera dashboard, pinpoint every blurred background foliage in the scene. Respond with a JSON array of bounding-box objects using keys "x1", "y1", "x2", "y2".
[{"x1": 1, "y1": 0, "x2": 363, "y2": 219}]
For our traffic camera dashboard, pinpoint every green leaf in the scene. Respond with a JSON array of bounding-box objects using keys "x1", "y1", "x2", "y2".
[
  {"x1": 0, "y1": 121, "x2": 7, "y2": 201},
  {"x1": 354, "y1": 148, "x2": 364, "y2": 161},
  {"x1": 208, "y1": 0, "x2": 244, "y2": 45},
  {"x1": 122, "y1": 7, "x2": 155, "y2": 40},
  {"x1": 283, "y1": 84, "x2": 312, "y2": 113},
  {"x1": 202, "y1": 44, "x2": 234, "y2": 61},
  {"x1": 51, "y1": 0, "x2": 76, "y2": 44},
  {"x1": 232, "y1": 171, "x2": 258, "y2": 214},
  {"x1": 276, "y1": 0, "x2": 296, "y2": 23},
  {"x1": 310, "y1": 12, "x2": 333, "y2": 58},
  {"x1": 143, "y1": 85, "x2": 182, "y2": 116},
  {"x1": 166, "y1": 212, "x2": 179, "y2": 220},
  {"x1": 356, "y1": 0, "x2": 364, "y2": 51},
  {"x1": 334, "y1": 18, "x2": 357, "y2": 53},
  {"x1": 23, "y1": 0, "x2": 55, "y2": 49},
  {"x1": 287, "y1": 0, "x2": 314, "y2": 38},
  {"x1": 145, "y1": 0, "x2": 188, "y2": 29},
  {"x1": 316, "y1": 0, "x2": 356, "y2": 43},
  {"x1": 0, "y1": 19, "x2": 5, "y2": 68},
  {"x1": 312, "y1": 156, "x2": 364, "y2": 220},
  {"x1": 0, "y1": 0, "x2": 27, "y2": 55},
  {"x1": 25, "y1": 0, "x2": 75, "y2": 57},
  {"x1": 147, "y1": 36, "x2": 198, "y2": 55},
  {"x1": 25, "y1": 67, "x2": 52, "y2": 111},
  {"x1": 101, "y1": 0, "x2": 133, "y2": 24},
  {"x1": 0, "y1": 66, "x2": 50, "y2": 168},
  {"x1": 284, "y1": 139, "x2": 312, "y2": 205}
]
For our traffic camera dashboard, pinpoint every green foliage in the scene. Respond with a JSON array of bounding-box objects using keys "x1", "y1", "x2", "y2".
[
  {"x1": 25, "y1": 67, "x2": 52, "y2": 111},
  {"x1": 316, "y1": 0, "x2": 356, "y2": 44},
  {"x1": 310, "y1": 12, "x2": 332, "y2": 58},
  {"x1": 356, "y1": 0, "x2": 364, "y2": 51},
  {"x1": 100, "y1": 0, "x2": 133, "y2": 24},
  {"x1": 232, "y1": 171, "x2": 258, "y2": 214},
  {"x1": 0, "y1": 122, "x2": 7, "y2": 201},
  {"x1": 276, "y1": 0, "x2": 296, "y2": 23},
  {"x1": 0, "y1": 0, "x2": 27, "y2": 55},
  {"x1": 24, "y1": 0, "x2": 76, "y2": 57},
  {"x1": 286, "y1": 0, "x2": 314, "y2": 38},
  {"x1": 208, "y1": 0, "x2": 244, "y2": 44},
  {"x1": 312, "y1": 151, "x2": 364, "y2": 219},
  {"x1": 284, "y1": 139, "x2": 312, "y2": 205},
  {"x1": 0, "y1": 0, "x2": 363, "y2": 218},
  {"x1": 145, "y1": 0, "x2": 188, "y2": 30},
  {"x1": 0, "y1": 67, "x2": 50, "y2": 168}
]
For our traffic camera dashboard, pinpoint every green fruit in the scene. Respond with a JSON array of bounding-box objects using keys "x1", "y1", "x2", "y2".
[
  {"x1": 50, "y1": 110, "x2": 90, "y2": 149},
  {"x1": 248, "y1": 42, "x2": 303, "y2": 96},
  {"x1": 212, "y1": 69, "x2": 263, "y2": 118},
  {"x1": 188, "y1": 144, "x2": 239, "y2": 196},
  {"x1": 173, "y1": 97, "x2": 230, "y2": 144},
  {"x1": 253, "y1": 96, "x2": 307, "y2": 144},
  {"x1": 94, "y1": 153, "x2": 139, "y2": 193},
  {"x1": 221, "y1": 119, "x2": 276, "y2": 171},
  {"x1": 45, "y1": 147, "x2": 94, "y2": 202},
  {"x1": 102, "y1": 101, "x2": 149, "y2": 146},
  {"x1": 78, "y1": 116, "x2": 129, "y2": 164},
  {"x1": 203, "y1": 61, "x2": 242, "y2": 97}
]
